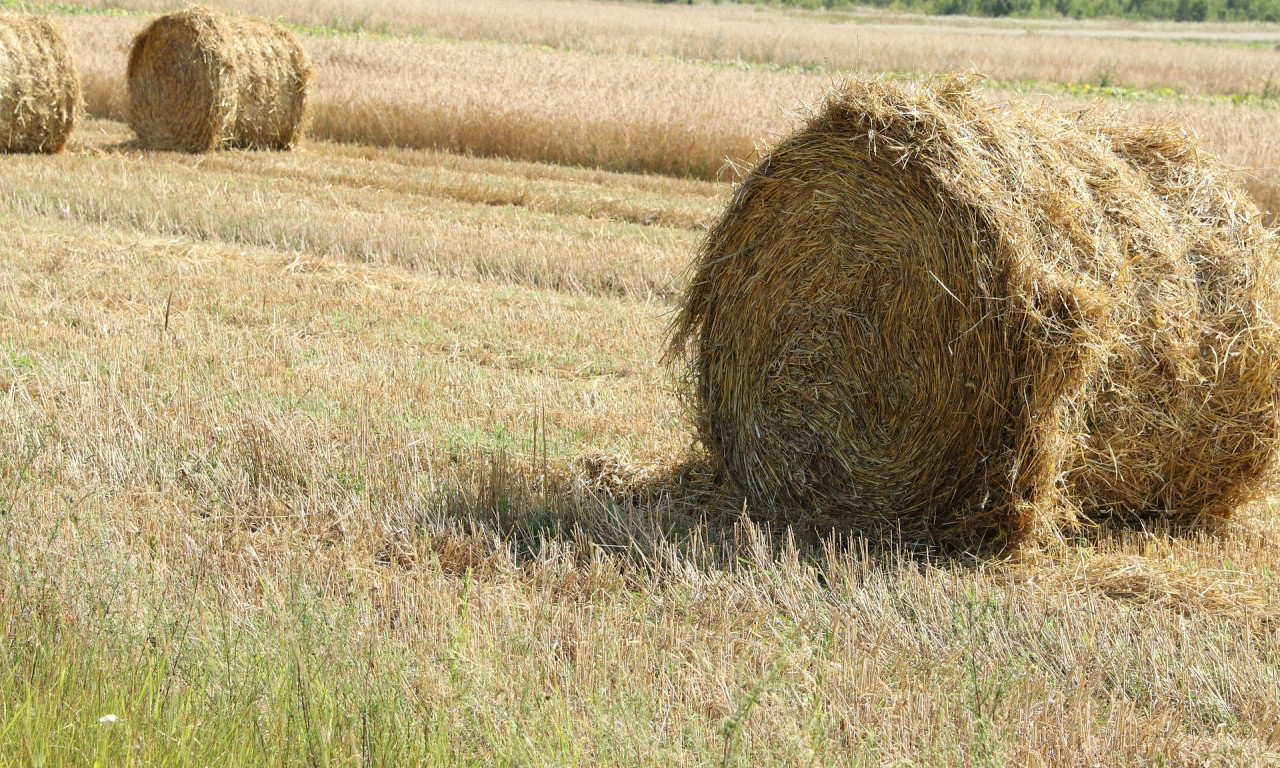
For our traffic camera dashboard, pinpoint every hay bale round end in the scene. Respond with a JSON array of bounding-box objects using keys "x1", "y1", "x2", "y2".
[
  {"x1": 127, "y1": 6, "x2": 311, "y2": 152},
  {"x1": 0, "y1": 14, "x2": 81, "y2": 154},
  {"x1": 669, "y1": 77, "x2": 1280, "y2": 551}
]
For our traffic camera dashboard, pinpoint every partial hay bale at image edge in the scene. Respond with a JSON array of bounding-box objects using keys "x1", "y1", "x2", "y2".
[
  {"x1": 127, "y1": 5, "x2": 311, "y2": 152},
  {"x1": 668, "y1": 76, "x2": 1280, "y2": 552},
  {"x1": 0, "y1": 14, "x2": 81, "y2": 154}
]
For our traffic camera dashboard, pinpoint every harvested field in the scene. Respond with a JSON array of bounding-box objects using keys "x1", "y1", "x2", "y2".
[
  {"x1": 2, "y1": 3, "x2": 1280, "y2": 765},
  {"x1": 3, "y1": 119, "x2": 1279, "y2": 764}
]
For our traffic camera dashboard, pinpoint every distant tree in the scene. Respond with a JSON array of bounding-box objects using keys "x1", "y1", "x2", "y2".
[{"x1": 715, "y1": 0, "x2": 1280, "y2": 21}]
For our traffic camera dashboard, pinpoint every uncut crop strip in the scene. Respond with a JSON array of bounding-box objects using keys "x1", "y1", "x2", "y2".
[
  {"x1": 69, "y1": 15, "x2": 805, "y2": 179},
  {"x1": 62, "y1": 15, "x2": 1280, "y2": 217},
  {"x1": 69, "y1": 0, "x2": 1280, "y2": 99}
]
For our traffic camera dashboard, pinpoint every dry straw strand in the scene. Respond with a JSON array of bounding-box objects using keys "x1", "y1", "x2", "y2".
[
  {"x1": 127, "y1": 6, "x2": 311, "y2": 152},
  {"x1": 0, "y1": 14, "x2": 80, "y2": 154},
  {"x1": 669, "y1": 75, "x2": 1280, "y2": 553}
]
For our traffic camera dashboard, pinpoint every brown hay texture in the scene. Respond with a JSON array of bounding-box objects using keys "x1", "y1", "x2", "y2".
[
  {"x1": 0, "y1": 14, "x2": 80, "y2": 154},
  {"x1": 127, "y1": 6, "x2": 311, "y2": 152},
  {"x1": 669, "y1": 76, "x2": 1280, "y2": 552}
]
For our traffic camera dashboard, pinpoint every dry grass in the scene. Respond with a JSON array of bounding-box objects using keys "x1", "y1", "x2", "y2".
[
  {"x1": 2, "y1": 122, "x2": 1279, "y2": 764},
  {"x1": 1052, "y1": 95, "x2": 1280, "y2": 221},
  {"x1": 4, "y1": 4, "x2": 1280, "y2": 764},
  {"x1": 5, "y1": 120, "x2": 709, "y2": 296},
  {"x1": 74, "y1": 0, "x2": 1280, "y2": 98},
  {"x1": 59, "y1": 14, "x2": 1280, "y2": 216},
  {"x1": 67, "y1": 15, "x2": 808, "y2": 179}
]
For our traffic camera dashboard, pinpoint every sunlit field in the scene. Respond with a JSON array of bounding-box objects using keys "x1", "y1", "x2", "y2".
[
  {"x1": 3, "y1": 1, "x2": 1280, "y2": 765},
  {"x1": 70, "y1": 0, "x2": 1280, "y2": 97},
  {"x1": 58, "y1": 6, "x2": 1280, "y2": 213}
]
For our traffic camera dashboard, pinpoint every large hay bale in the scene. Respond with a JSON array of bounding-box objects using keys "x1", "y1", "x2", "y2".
[
  {"x1": 127, "y1": 6, "x2": 311, "y2": 152},
  {"x1": 0, "y1": 14, "x2": 80, "y2": 153},
  {"x1": 668, "y1": 77, "x2": 1280, "y2": 551}
]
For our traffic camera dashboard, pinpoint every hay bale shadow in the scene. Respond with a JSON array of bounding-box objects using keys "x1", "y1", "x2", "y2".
[{"x1": 390, "y1": 447, "x2": 989, "y2": 587}]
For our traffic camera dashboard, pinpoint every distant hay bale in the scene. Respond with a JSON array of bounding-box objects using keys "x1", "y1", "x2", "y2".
[
  {"x1": 0, "y1": 14, "x2": 80, "y2": 153},
  {"x1": 669, "y1": 77, "x2": 1280, "y2": 551},
  {"x1": 127, "y1": 6, "x2": 311, "y2": 152}
]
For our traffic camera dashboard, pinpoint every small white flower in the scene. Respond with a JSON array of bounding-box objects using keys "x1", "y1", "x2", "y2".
[{"x1": 98, "y1": 714, "x2": 118, "y2": 724}]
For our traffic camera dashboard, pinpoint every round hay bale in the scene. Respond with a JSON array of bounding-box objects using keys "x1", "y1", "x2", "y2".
[
  {"x1": 127, "y1": 6, "x2": 311, "y2": 152},
  {"x1": 0, "y1": 14, "x2": 80, "y2": 154},
  {"x1": 668, "y1": 77, "x2": 1280, "y2": 551},
  {"x1": 1076, "y1": 119, "x2": 1280, "y2": 525}
]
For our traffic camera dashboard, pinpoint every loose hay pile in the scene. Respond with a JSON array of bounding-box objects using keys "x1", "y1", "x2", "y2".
[
  {"x1": 669, "y1": 77, "x2": 1280, "y2": 552},
  {"x1": 0, "y1": 14, "x2": 80, "y2": 153},
  {"x1": 127, "y1": 6, "x2": 311, "y2": 152}
]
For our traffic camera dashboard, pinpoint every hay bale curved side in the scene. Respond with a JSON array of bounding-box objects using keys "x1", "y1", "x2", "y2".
[
  {"x1": 1075, "y1": 120, "x2": 1280, "y2": 523},
  {"x1": 126, "y1": 8, "x2": 232, "y2": 152},
  {"x1": 127, "y1": 6, "x2": 311, "y2": 152},
  {"x1": 221, "y1": 15, "x2": 311, "y2": 150},
  {"x1": 668, "y1": 77, "x2": 1280, "y2": 550},
  {"x1": 0, "y1": 14, "x2": 80, "y2": 153}
]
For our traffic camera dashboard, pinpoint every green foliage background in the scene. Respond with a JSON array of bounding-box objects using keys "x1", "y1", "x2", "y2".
[{"x1": 686, "y1": 0, "x2": 1280, "y2": 23}]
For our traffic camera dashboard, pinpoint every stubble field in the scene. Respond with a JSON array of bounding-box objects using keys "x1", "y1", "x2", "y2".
[{"x1": 3, "y1": 1, "x2": 1280, "y2": 765}]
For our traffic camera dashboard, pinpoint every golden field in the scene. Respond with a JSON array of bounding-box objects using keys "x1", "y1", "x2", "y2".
[
  {"x1": 59, "y1": 7, "x2": 1280, "y2": 213},
  {"x1": 74, "y1": 0, "x2": 1280, "y2": 97},
  {"x1": 3, "y1": 2, "x2": 1280, "y2": 765}
]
